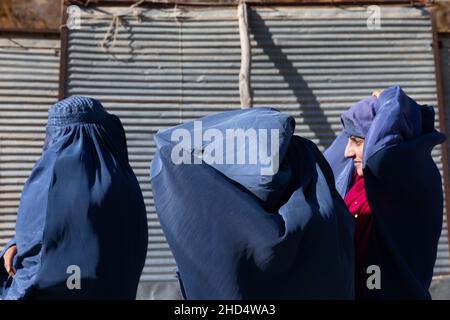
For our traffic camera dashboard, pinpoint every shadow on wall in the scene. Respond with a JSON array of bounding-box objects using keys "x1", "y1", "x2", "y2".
[{"x1": 249, "y1": 10, "x2": 337, "y2": 150}]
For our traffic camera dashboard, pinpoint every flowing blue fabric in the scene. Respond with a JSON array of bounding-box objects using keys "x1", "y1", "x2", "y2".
[
  {"x1": 0, "y1": 96, "x2": 148, "y2": 300},
  {"x1": 150, "y1": 108, "x2": 355, "y2": 299},
  {"x1": 324, "y1": 85, "x2": 446, "y2": 299}
]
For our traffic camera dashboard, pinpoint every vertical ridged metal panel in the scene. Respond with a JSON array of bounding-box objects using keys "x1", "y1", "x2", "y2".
[
  {"x1": 248, "y1": 6, "x2": 449, "y2": 274},
  {"x1": 66, "y1": 6, "x2": 241, "y2": 282},
  {"x1": 0, "y1": 37, "x2": 60, "y2": 250}
]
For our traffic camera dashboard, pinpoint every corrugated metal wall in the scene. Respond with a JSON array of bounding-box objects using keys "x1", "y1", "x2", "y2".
[
  {"x1": 0, "y1": 37, "x2": 60, "y2": 250},
  {"x1": 63, "y1": 5, "x2": 450, "y2": 292},
  {"x1": 248, "y1": 6, "x2": 450, "y2": 275},
  {"x1": 65, "y1": 7, "x2": 242, "y2": 284},
  {"x1": 0, "y1": 4, "x2": 442, "y2": 300}
]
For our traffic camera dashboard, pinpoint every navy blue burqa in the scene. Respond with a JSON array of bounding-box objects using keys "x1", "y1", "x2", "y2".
[
  {"x1": 0, "y1": 97, "x2": 148, "y2": 299},
  {"x1": 150, "y1": 108, "x2": 354, "y2": 299},
  {"x1": 325, "y1": 86, "x2": 446, "y2": 299}
]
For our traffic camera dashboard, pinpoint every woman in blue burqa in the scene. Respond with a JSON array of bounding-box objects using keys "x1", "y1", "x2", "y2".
[
  {"x1": 150, "y1": 107, "x2": 355, "y2": 299},
  {"x1": 0, "y1": 96, "x2": 148, "y2": 299},
  {"x1": 325, "y1": 85, "x2": 445, "y2": 299}
]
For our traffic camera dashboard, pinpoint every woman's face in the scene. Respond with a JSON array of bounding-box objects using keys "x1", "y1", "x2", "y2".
[{"x1": 344, "y1": 136, "x2": 365, "y2": 177}]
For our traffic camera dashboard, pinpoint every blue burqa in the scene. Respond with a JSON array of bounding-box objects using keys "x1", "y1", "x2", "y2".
[
  {"x1": 325, "y1": 85, "x2": 446, "y2": 299},
  {"x1": 150, "y1": 108, "x2": 355, "y2": 299},
  {"x1": 0, "y1": 96, "x2": 148, "y2": 299}
]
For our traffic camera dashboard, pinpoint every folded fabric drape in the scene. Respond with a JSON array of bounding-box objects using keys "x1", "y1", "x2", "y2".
[
  {"x1": 150, "y1": 107, "x2": 355, "y2": 299},
  {"x1": 0, "y1": 96, "x2": 148, "y2": 300}
]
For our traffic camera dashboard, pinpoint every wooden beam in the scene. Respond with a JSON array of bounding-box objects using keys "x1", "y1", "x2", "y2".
[
  {"x1": 244, "y1": 0, "x2": 432, "y2": 4},
  {"x1": 0, "y1": 28, "x2": 60, "y2": 36},
  {"x1": 59, "y1": 0, "x2": 69, "y2": 100},
  {"x1": 435, "y1": 0, "x2": 450, "y2": 33},
  {"x1": 65, "y1": 0, "x2": 432, "y2": 7},
  {"x1": 431, "y1": 5, "x2": 450, "y2": 270},
  {"x1": 238, "y1": 1, "x2": 252, "y2": 108}
]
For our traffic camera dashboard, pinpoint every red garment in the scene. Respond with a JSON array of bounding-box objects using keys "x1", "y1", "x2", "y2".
[{"x1": 344, "y1": 172, "x2": 372, "y2": 299}]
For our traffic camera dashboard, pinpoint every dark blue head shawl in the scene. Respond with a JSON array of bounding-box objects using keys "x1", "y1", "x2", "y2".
[
  {"x1": 150, "y1": 108, "x2": 354, "y2": 299},
  {"x1": 0, "y1": 96, "x2": 148, "y2": 300},
  {"x1": 324, "y1": 85, "x2": 446, "y2": 299}
]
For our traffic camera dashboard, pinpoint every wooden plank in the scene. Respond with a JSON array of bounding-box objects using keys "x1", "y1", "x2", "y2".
[
  {"x1": 66, "y1": 0, "x2": 432, "y2": 7},
  {"x1": 238, "y1": 2, "x2": 252, "y2": 108}
]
